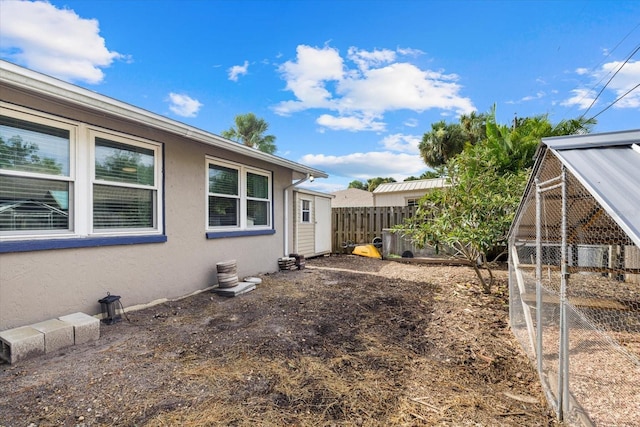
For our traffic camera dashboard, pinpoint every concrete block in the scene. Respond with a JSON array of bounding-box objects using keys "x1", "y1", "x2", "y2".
[
  {"x1": 0, "y1": 326, "x2": 45, "y2": 364},
  {"x1": 32, "y1": 319, "x2": 74, "y2": 353},
  {"x1": 212, "y1": 281, "x2": 256, "y2": 297},
  {"x1": 58, "y1": 312, "x2": 100, "y2": 344}
]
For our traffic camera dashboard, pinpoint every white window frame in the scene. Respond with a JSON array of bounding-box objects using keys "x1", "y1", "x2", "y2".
[
  {"x1": 89, "y1": 128, "x2": 162, "y2": 235},
  {"x1": 206, "y1": 157, "x2": 272, "y2": 231},
  {"x1": 0, "y1": 103, "x2": 163, "y2": 242},
  {"x1": 301, "y1": 199, "x2": 311, "y2": 223}
]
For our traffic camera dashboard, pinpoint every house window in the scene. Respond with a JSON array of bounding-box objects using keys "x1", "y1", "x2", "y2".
[
  {"x1": 92, "y1": 135, "x2": 159, "y2": 231},
  {"x1": 407, "y1": 198, "x2": 419, "y2": 207},
  {"x1": 0, "y1": 105, "x2": 164, "y2": 242},
  {"x1": 207, "y1": 158, "x2": 271, "y2": 230},
  {"x1": 0, "y1": 113, "x2": 73, "y2": 233},
  {"x1": 301, "y1": 199, "x2": 311, "y2": 223}
]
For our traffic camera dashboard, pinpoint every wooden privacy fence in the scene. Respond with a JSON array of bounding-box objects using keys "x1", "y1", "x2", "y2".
[{"x1": 332, "y1": 206, "x2": 417, "y2": 253}]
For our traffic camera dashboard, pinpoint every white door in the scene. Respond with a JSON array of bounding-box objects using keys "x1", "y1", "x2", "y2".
[{"x1": 314, "y1": 196, "x2": 332, "y2": 254}]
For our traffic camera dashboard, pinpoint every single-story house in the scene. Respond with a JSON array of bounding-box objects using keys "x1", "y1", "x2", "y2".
[
  {"x1": 330, "y1": 188, "x2": 373, "y2": 207},
  {"x1": 0, "y1": 60, "x2": 327, "y2": 331},
  {"x1": 372, "y1": 178, "x2": 448, "y2": 207}
]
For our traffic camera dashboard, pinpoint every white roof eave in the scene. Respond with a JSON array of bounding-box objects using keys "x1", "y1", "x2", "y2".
[{"x1": 0, "y1": 60, "x2": 327, "y2": 179}]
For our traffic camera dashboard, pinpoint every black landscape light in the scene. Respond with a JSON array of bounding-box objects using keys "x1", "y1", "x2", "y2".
[{"x1": 98, "y1": 293, "x2": 122, "y2": 324}]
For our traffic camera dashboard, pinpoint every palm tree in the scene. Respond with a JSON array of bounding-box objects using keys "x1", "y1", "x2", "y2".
[
  {"x1": 418, "y1": 121, "x2": 467, "y2": 168},
  {"x1": 222, "y1": 113, "x2": 277, "y2": 154}
]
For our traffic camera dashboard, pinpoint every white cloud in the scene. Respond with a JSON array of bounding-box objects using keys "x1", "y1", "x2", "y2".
[
  {"x1": 0, "y1": 0, "x2": 122, "y2": 84},
  {"x1": 403, "y1": 118, "x2": 419, "y2": 128},
  {"x1": 380, "y1": 133, "x2": 420, "y2": 154},
  {"x1": 228, "y1": 60, "x2": 249, "y2": 81},
  {"x1": 316, "y1": 114, "x2": 386, "y2": 132},
  {"x1": 300, "y1": 132, "x2": 424, "y2": 182},
  {"x1": 563, "y1": 59, "x2": 640, "y2": 110},
  {"x1": 167, "y1": 93, "x2": 203, "y2": 117},
  {"x1": 508, "y1": 91, "x2": 546, "y2": 104},
  {"x1": 561, "y1": 88, "x2": 596, "y2": 109},
  {"x1": 299, "y1": 151, "x2": 427, "y2": 182},
  {"x1": 599, "y1": 60, "x2": 640, "y2": 108},
  {"x1": 347, "y1": 46, "x2": 396, "y2": 71},
  {"x1": 273, "y1": 44, "x2": 475, "y2": 130},
  {"x1": 396, "y1": 47, "x2": 425, "y2": 57},
  {"x1": 274, "y1": 45, "x2": 345, "y2": 115}
]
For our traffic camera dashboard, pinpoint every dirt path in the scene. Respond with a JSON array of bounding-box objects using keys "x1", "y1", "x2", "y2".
[{"x1": 0, "y1": 255, "x2": 556, "y2": 426}]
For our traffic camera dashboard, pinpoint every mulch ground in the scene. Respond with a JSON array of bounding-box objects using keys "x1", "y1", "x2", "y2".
[{"x1": 0, "y1": 255, "x2": 557, "y2": 426}]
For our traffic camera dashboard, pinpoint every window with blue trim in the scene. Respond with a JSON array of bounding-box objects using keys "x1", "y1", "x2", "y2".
[
  {"x1": 0, "y1": 104, "x2": 163, "y2": 243},
  {"x1": 207, "y1": 157, "x2": 271, "y2": 231}
]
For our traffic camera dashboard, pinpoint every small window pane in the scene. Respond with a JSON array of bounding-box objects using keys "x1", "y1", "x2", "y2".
[
  {"x1": 301, "y1": 200, "x2": 311, "y2": 223},
  {"x1": 247, "y1": 172, "x2": 268, "y2": 199},
  {"x1": 93, "y1": 184, "x2": 154, "y2": 229},
  {"x1": 247, "y1": 200, "x2": 269, "y2": 226},
  {"x1": 0, "y1": 175, "x2": 69, "y2": 231},
  {"x1": 209, "y1": 196, "x2": 239, "y2": 226},
  {"x1": 209, "y1": 164, "x2": 238, "y2": 195},
  {"x1": 95, "y1": 138, "x2": 155, "y2": 186},
  {"x1": 0, "y1": 115, "x2": 70, "y2": 176}
]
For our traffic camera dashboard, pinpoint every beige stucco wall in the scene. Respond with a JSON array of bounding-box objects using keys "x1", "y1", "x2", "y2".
[
  {"x1": 0, "y1": 88, "x2": 295, "y2": 330},
  {"x1": 373, "y1": 190, "x2": 426, "y2": 207}
]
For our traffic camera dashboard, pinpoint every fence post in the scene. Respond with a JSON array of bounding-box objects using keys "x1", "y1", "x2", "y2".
[{"x1": 559, "y1": 166, "x2": 569, "y2": 420}]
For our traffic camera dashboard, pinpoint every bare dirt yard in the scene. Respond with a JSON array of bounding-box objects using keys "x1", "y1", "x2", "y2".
[{"x1": 0, "y1": 255, "x2": 557, "y2": 426}]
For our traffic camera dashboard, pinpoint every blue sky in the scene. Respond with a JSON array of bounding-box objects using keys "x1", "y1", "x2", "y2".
[{"x1": 1, "y1": 0, "x2": 639, "y2": 192}]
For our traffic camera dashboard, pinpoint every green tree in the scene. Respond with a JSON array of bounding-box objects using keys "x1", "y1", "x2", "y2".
[
  {"x1": 402, "y1": 110, "x2": 595, "y2": 293},
  {"x1": 222, "y1": 113, "x2": 277, "y2": 154},
  {"x1": 348, "y1": 179, "x2": 367, "y2": 190},
  {"x1": 367, "y1": 177, "x2": 396, "y2": 192},
  {"x1": 459, "y1": 111, "x2": 487, "y2": 146},
  {"x1": 484, "y1": 105, "x2": 594, "y2": 173},
  {"x1": 404, "y1": 145, "x2": 528, "y2": 292},
  {"x1": 418, "y1": 121, "x2": 467, "y2": 168},
  {"x1": 0, "y1": 135, "x2": 63, "y2": 175}
]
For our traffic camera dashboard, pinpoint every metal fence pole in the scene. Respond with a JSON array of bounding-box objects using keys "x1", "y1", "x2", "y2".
[
  {"x1": 535, "y1": 179, "x2": 543, "y2": 376},
  {"x1": 559, "y1": 166, "x2": 569, "y2": 421}
]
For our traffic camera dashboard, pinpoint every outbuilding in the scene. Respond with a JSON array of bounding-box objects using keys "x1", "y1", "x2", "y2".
[
  {"x1": 291, "y1": 188, "x2": 333, "y2": 258},
  {"x1": 508, "y1": 129, "x2": 640, "y2": 426},
  {"x1": 372, "y1": 178, "x2": 448, "y2": 207}
]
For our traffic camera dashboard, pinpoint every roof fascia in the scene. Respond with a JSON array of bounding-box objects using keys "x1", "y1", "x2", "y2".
[
  {"x1": 542, "y1": 129, "x2": 640, "y2": 150},
  {"x1": 0, "y1": 60, "x2": 327, "y2": 179}
]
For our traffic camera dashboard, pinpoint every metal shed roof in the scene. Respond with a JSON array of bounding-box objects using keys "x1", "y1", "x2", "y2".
[
  {"x1": 373, "y1": 178, "x2": 448, "y2": 194},
  {"x1": 513, "y1": 129, "x2": 640, "y2": 247},
  {"x1": 547, "y1": 130, "x2": 640, "y2": 247},
  {"x1": 0, "y1": 60, "x2": 327, "y2": 180}
]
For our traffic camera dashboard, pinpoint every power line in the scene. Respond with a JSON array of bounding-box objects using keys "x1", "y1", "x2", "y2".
[
  {"x1": 579, "y1": 43, "x2": 640, "y2": 120},
  {"x1": 588, "y1": 82, "x2": 640, "y2": 121}
]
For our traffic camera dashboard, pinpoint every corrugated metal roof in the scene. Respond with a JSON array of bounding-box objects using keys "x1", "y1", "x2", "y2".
[
  {"x1": 373, "y1": 178, "x2": 448, "y2": 194},
  {"x1": 511, "y1": 129, "x2": 640, "y2": 247},
  {"x1": 550, "y1": 132, "x2": 640, "y2": 246}
]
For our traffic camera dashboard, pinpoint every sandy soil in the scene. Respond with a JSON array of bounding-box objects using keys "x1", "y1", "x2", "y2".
[{"x1": 0, "y1": 255, "x2": 557, "y2": 426}]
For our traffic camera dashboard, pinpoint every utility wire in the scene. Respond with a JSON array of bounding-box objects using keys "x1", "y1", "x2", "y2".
[
  {"x1": 567, "y1": 19, "x2": 640, "y2": 121},
  {"x1": 579, "y1": 44, "x2": 640, "y2": 120},
  {"x1": 588, "y1": 82, "x2": 640, "y2": 121},
  {"x1": 590, "y1": 22, "x2": 640, "y2": 74}
]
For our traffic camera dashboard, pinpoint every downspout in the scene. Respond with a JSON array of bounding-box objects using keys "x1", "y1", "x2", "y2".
[{"x1": 283, "y1": 173, "x2": 313, "y2": 257}]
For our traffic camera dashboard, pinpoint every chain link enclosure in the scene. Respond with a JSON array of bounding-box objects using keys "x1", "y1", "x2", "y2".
[{"x1": 509, "y1": 135, "x2": 640, "y2": 426}]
